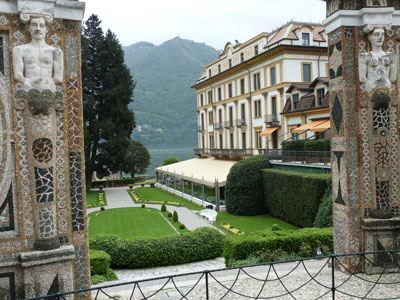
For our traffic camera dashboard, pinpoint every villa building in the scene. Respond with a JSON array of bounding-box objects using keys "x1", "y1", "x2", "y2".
[{"x1": 192, "y1": 21, "x2": 329, "y2": 158}]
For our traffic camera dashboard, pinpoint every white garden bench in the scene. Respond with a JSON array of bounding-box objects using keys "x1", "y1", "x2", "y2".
[{"x1": 199, "y1": 208, "x2": 217, "y2": 224}]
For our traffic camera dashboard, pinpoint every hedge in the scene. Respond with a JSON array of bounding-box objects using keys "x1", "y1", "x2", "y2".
[
  {"x1": 225, "y1": 156, "x2": 270, "y2": 215},
  {"x1": 89, "y1": 249, "x2": 111, "y2": 275},
  {"x1": 282, "y1": 139, "x2": 330, "y2": 151},
  {"x1": 89, "y1": 227, "x2": 224, "y2": 268},
  {"x1": 91, "y1": 178, "x2": 135, "y2": 188},
  {"x1": 263, "y1": 169, "x2": 331, "y2": 227},
  {"x1": 224, "y1": 227, "x2": 333, "y2": 264},
  {"x1": 314, "y1": 186, "x2": 333, "y2": 228}
]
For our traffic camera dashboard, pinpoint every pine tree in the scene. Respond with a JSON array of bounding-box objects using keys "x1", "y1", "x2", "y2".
[{"x1": 82, "y1": 15, "x2": 135, "y2": 187}]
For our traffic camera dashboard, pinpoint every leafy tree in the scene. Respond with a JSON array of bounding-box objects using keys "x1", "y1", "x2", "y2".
[
  {"x1": 162, "y1": 157, "x2": 180, "y2": 166},
  {"x1": 123, "y1": 140, "x2": 150, "y2": 177},
  {"x1": 82, "y1": 14, "x2": 135, "y2": 187}
]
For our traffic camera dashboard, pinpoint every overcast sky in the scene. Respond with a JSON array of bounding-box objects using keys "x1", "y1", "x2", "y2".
[{"x1": 84, "y1": 0, "x2": 326, "y2": 50}]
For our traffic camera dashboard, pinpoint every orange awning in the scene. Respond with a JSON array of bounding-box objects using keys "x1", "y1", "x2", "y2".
[
  {"x1": 287, "y1": 125, "x2": 299, "y2": 130},
  {"x1": 310, "y1": 120, "x2": 331, "y2": 132},
  {"x1": 260, "y1": 127, "x2": 278, "y2": 137},
  {"x1": 292, "y1": 119, "x2": 329, "y2": 133}
]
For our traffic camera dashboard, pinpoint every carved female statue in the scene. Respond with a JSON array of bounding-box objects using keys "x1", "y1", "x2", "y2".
[{"x1": 359, "y1": 26, "x2": 397, "y2": 92}]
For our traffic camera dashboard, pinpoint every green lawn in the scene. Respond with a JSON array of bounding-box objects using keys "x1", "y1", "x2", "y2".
[
  {"x1": 88, "y1": 207, "x2": 178, "y2": 239},
  {"x1": 87, "y1": 191, "x2": 107, "y2": 208},
  {"x1": 133, "y1": 187, "x2": 203, "y2": 211},
  {"x1": 216, "y1": 212, "x2": 298, "y2": 234}
]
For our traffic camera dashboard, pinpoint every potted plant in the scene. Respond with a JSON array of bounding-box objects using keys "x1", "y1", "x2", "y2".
[
  {"x1": 128, "y1": 184, "x2": 134, "y2": 190},
  {"x1": 98, "y1": 185, "x2": 104, "y2": 193}
]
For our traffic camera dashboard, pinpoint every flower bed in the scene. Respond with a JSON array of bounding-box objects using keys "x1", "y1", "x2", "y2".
[{"x1": 221, "y1": 222, "x2": 244, "y2": 235}]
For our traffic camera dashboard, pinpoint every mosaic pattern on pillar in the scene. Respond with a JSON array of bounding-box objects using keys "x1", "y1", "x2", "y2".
[
  {"x1": 65, "y1": 35, "x2": 78, "y2": 77},
  {"x1": 67, "y1": 78, "x2": 81, "y2": 150},
  {"x1": 334, "y1": 151, "x2": 346, "y2": 205},
  {"x1": 0, "y1": 272, "x2": 16, "y2": 300},
  {"x1": 329, "y1": 41, "x2": 343, "y2": 80},
  {"x1": 32, "y1": 138, "x2": 53, "y2": 163},
  {"x1": 0, "y1": 185, "x2": 14, "y2": 232},
  {"x1": 344, "y1": 39, "x2": 354, "y2": 76},
  {"x1": 16, "y1": 111, "x2": 34, "y2": 236},
  {"x1": 348, "y1": 139, "x2": 359, "y2": 206},
  {"x1": 331, "y1": 93, "x2": 344, "y2": 136},
  {"x1": 35, "y1": 167, "x2": 54, "y2": 203},
  {"x1": 361, "y1": 107, "x2": 372, "y2": 208},
  {"x1": 74, "y1": 245, "x2": 89, "y2": 291},
  {"x1": 70, "y1": 152, "x2": 84, "y2": 231},
  {"x1": 56, "y1": 111, "x2": 68, "y2": 234},
  {"x1": 376, "y1": 180, "x2": 390, "y2": 210},
  {"x1": 390, "y1": 106, "x2": 399, "y2": 209},
  {"x1": 39, "y1": 207, "x2": 55, "y2": 239}
]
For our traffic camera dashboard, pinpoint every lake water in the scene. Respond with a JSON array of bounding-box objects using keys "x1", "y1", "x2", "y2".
[{"x1": 146, "y1": 145, "x2": 196, "y2": 177}]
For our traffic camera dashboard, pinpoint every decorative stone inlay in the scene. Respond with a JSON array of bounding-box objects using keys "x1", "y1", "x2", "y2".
[
  {"x1": 334, "y1": 151, "x2": 346, "y2": 205},
  {"x1": 0, "y1": 240, "x2": 21, "y2": 253},
  {"x1": 38, "y1": 207, "x2": 55, "y2": 239},
  {"x1": 390, "y1": 106, "x2": 399, "y2": 207},
  {"x1": 373, "y1": 106, "x2": 390, "y2": 129},
  {"x1": 74, "y1": 245, "x2": 89, "y2": 291},
  {"x1": 0, "y1": 272, "x2": 16, "y2": 300},
  {"x1": 56, "y1": 111, "x2": 68, "y2": 234},
  {"x1": 376, "y1": 180, "x2": 390, "y2": 210},
  {"x1": 65, "y1": 35, "x2": 77, "y2": 77},
  {"x1": 34, "y1": 167, "x2": 54, "y2": 203},
  {"x1": 348, "y1": 139, "x2": 359, "y2": 206},
  {"x1": 0, "y1": 186, "x2": 14, "y2": 232},
  {"x1": 16, "y1": 111, "x2": 34, "y2": 236},
  {"x1": 70, "y1": 152, "x2": 84, "y2": 231},
  {"x1": 344, "y1": 40, "x2": 354, "y2": 76},
  {"x1": 67, "y1": 78, "x2": 81, "y2": 150},
  {"x1": 32, "y1": 138, "x2": 53, "y2": 163},
  {"x1": 374, "y1": 140, "x2": 389, "y2": 169},
  {"x1": 29, "y1": 113, "x2": 52, "y2": 136},
  {"x1": 332, "y1": 94, "x2": 343, "y2": 134},
  {"x1": 361, "y1": 107, "x2": 372, "y2": 207}
]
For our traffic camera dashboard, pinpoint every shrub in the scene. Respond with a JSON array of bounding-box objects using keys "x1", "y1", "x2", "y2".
[
  {"x1": 282, "y1": 139, "x2": 305, "y2": 151},
  {"x1": 262, "y1": 169, "x2": 331, "y2": 227},
  {"x1": 89, "y1": 249, "x2": 111, "y2": 275},
  {"x1": 100, "y1": 206, "x2": 105, "y2": 211},
  {"x1": 224, "y1": 227, "x2": 333, "y2": 265},
  {"x1": 271, "y1": 224, "x2": 282, "y2": 231},
  {"x1": 225, "y1": 156, "x2": 270, "y2": 215},
  {"x1": 141, "y1": 204, "x2": 145, "y2": 208},
  {"x1": 304, "y1": 138, "x2": 330, "y2": 151},
  {"x1": 90, "y1": 228, "x2": 224, "y2": 268},
  {"x1": 173, "y1": 211, "x2": 178, "y2": 222},
  {"x1": 92, "y1": 178, "x2": 135, "y2": 188},
  {"x1": 314, "y1": 186, "x2": 333, "y2": 228},
  {"x1": 161, "y1": 204, "x2": 166, "y2": 212},
  {"x1": 168, "y1": 212, "x2": 172, "y2": 217},
  {"x1": 179, "y1": 224, "x2": 185, "y2": 230},
  {"x1": 91, "y1": 268, "x2": 118, "y2": 285}
]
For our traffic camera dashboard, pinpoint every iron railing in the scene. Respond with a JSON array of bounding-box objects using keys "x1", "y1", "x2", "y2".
[
  {"x1": 235, "y1": 119, "x2": 247, "y2": 127},
  {"x1": 24, "y1": 250, "x2": 400, "y2": 300},
  {"x1": 264, "y1": 114, "x2": 280, "y2": 124},
  {"x1": 259, "y1": 149, "x2": 331, "y2": 164},
  {"x1": 215, "y1": 122, "x2": 224, "y2": 130},
  {"x1": 224, "y1": 120, "x2": 235, "y2": 128}
]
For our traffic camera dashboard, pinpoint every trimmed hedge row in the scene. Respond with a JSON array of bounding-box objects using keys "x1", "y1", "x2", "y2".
[
  {"x1": 89, "y1": 249, "x2": 111, "y2": 275},
  {"x1": 91, "y1": 178, "x2": 135, "y2": 188},
  {"x1": 225, "y1": 156, "x2": 270, "y2": 215},
  {"x1": 89, "y1": 227, "x2": 224, "y2": 268},
  {"x1": 224, "y1": 227, "x2": 333, "y2": 264},
  {"x1": 262, "y1": 169, "x2": 331, "y2": 228},
  {"x1": 282, "y1": 138, "x2": 330, "y2": 151}
]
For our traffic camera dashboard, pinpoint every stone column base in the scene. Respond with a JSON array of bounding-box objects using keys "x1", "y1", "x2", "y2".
[
  {"x1": 362, "y1": 217, "x2": 400, "y2": 274},
  {"x1": 20, "y1": 245, "x2": 75, "y2": 299}
]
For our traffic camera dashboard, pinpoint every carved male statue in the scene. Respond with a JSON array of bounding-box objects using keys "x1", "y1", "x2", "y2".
[
  {"x1": 13, "y1": 17, "x2": 63, "y2": 92},
  {"x1": 359, "y1": 26, "x2": 397, "y2": 92}
]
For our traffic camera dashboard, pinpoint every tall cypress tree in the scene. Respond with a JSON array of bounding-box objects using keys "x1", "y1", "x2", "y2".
[{"x1": 82, "y1": 15, "x2": 135, "y2": 187}]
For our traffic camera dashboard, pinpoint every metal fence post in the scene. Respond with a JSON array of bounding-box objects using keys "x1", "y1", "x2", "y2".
[
  {"x1": 331, "y1": 256, "x2": 335, "y2": 300},
  {"x1": 205, "y1": 271, "x2": 209, "y2": 300}
]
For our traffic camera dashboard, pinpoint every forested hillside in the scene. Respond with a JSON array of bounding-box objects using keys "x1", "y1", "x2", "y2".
[{"x1": 124, "y1": 37, "x2": 219, "y2": 146}]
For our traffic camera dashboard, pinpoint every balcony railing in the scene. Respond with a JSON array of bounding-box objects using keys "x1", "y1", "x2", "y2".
[
  {"x1": 224, "y1": 120, "x2": 235, "y2": 128},
  {"x1": 215, "y1": 122, "x2": 224, "y2": 130},
  {"x1": 264, "y1": 114, "x2": 280, "y2": 124},
  {"x1": 259, "y1": 149, "x2": 331, "y2": 164},
  {"x1": 198, "y1": 125, "x2": 205, "y2": 132},
  {"x1": 28, "y1": 250, "x2": 400, "y2": 300},
  {"x1": 210, "y1": 148, "x2": 253, "y2": 157},
  {"x1": 193, "y1": 148, "x2": 209, "y2": 156},
  {"x1": 235, "y1": 119, "x2": 247, "y2": 127}
]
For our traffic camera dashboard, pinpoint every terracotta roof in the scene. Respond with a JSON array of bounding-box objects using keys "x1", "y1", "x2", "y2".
[
  {"x1": 313, "y1": 26, "x2": 326, "y2": 42},
  {"x1": 266, "y1": 24, "x2": 290, "y2": 47},
  {"x1": 309, "y1": 77, "x2": 329, "y2": 88},
  {"x1": 286, "y1": 82, "x2": 313, "y2": 93}
]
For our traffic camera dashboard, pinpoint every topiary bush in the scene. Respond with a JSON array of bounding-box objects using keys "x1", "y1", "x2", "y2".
[
  {"x1": 314, "y1": 186, "x2": 333, "y2": 228},
  {"x1": 90, "y1": 227, "x2": 224, "y2": 268},
  {"x1": 141, "y1": 204, "x2": 145, "y2": 208},
  {"x1": 100, "y1": 206, "x2": 105, "y2": 211},
  {"x1": 224, "y1": 227, "x2": 333, "y2": 266},
  {"x1": 179, "y1": 224, "x2": 185, "y2": 230},
  {"x1": 173, "y1": 211, "x2": 178, "y2": 222},
  {"x1": 168, "y1": 212, "x2": 172, "y2": 217},
  {"x1": 225, "y1": 156, "x2": 270, "y2": 215},
  {"x1": 89, "y1": 249, "x2": 111, "y2": 275},
  {"x1": 161, "y1": 204, "x2": 166, "y2": 212},
  {"x1": 262, "y1": 169, "x2": 331, "y2": 227}
]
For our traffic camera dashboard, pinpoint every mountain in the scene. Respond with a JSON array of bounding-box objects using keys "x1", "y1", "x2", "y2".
[{"x1": 123, "y1": 37, "x2": 219, "y2": 146}]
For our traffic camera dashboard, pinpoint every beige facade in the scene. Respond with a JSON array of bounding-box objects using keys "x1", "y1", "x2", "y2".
[{"x1": 192, "y1": 22, "x2": 329, "y2": 159}]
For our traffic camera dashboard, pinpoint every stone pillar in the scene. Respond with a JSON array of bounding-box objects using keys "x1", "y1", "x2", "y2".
[
  {"x1": 0, "y1": 1, "x2": 90, "y2": 299},
  {"x1": 324, "y1": 0, "x2": 400, "y2": 270}
]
